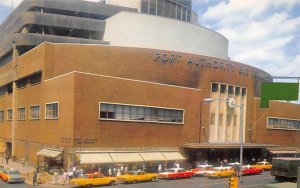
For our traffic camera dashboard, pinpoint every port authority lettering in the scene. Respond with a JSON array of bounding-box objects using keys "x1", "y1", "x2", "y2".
[{"x1": 154, "y1": 51, "x2": 271, "y2": 81}]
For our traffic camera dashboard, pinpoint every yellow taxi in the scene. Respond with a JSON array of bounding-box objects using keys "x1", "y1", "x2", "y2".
[
  {"x1": 117, "y1": 171, "x2": 158, "y2": 184},
  {"x1": 207, "y1": 166, "x2": 234, "y2": 179},
  {"x1": 255, "y1": 161, "x2": 272, "y2": 171},
  {"x1": 70, "y1": 173, "x2": 117, "y2": 187},
  {"x1": 0, "y1": 169, "x2": 25, "y2": 184}
]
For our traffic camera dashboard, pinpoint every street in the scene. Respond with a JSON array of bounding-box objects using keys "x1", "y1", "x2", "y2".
[{"x1": 0, "y1": 171, "x2": 275, "y2": 188}]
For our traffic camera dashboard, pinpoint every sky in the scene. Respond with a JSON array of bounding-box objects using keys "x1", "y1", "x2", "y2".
[{"x1": 0, "y1": 0, "x2": 299, "y2": 97}]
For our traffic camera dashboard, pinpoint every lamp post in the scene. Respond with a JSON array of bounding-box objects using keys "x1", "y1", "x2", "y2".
[{"x1": 203, "y1": 98, "x2": 244, "y2": 188}]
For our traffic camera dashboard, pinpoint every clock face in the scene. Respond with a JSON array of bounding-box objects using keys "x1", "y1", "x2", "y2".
[{"x1": 227, "y1": 97, "x2": 235, "y2": 108}]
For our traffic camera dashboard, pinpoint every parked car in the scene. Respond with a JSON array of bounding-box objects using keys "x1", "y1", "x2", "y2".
[
  {"x1": 117, "y1": 171, "x2": 158, "y2": 184},
  {"x1": 70, "y1": 173, "x2": 117, "y2": 187},
  {"x1": 242, "y1": 165, "x2": 262, "y2": 175},
  {"x1": 191, "y1": 164, "x2": 214, "y2": 176},
  {"x1": 255, "y1": 161, "x2": 272, "y2": 171},
  {"x1": 159, "y1": 168, "x2": 193, "y2": 179},
  {"x1": 0, "y1": 166, "x2": 5, "y2": 179},
  {"x1": 207, "y1": 166, "x2": 234, "y2": 179},
  {"x1": 0, "y1": 169, "x2": 25, "y2": 184}
]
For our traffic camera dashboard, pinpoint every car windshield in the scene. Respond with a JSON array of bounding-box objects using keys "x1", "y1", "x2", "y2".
[
  {"x1": 8, "y1": 170, "x2": 20, "y2": 175},
  {"x1": 127, "y1": 171, "x2": 136, "y2": 175},
  {"x1": 167, "y1": 169, "x2": 176, "y2": 173}
]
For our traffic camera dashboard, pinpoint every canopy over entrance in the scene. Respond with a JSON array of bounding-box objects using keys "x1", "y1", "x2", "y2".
[
  {"x1": 37, "y1": 148, "x2": 63, "y2": 158},
  {"x1": 78, "y1": 151, "x2": 185, "y2": 164},
  {"x1": 183, "y1": 143, "x2": 279, "y2": 149}
]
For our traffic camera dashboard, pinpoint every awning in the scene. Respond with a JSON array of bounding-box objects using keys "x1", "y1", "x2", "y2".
[
  {"x1": 140, "y1": 152, "x2": 166, "y2": 161},
  {"x1": 183, "y1": 143, "x2": 279, "y2": 149},
  {"x1": 162, "y1": 152, "x2": 185, "y2": 160},
  {"x1": 110, "y1": 153, "x2": 144, "y2": 163},
  {"x1": 269, "y1": 150, "x2": 297, "y2": 154},
  {"x1": 37, "y1": 148, "x2": 62, "y2": 158},
  {"x1": 80, "y1": 153, "x2": 113, "y2": 164}
]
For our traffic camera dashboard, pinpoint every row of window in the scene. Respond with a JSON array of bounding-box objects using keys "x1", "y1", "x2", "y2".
[
  {"x1": 0, "y1": 103, "x2": 58, "y2": 121},
  {"x1": 0, "y1": 102, "x2": 184, "y2": 124},
  {"x1": 0, "y1": 72, "x2": 41, "y2": 96},
  {"x1": 211, "y1": 83, "x2": 247, "y2": 96},
  {"x1": 268, "y1": 117, "x2": 300, "y2": 130},
  {"x1": 141, "y1": 0, "x2": 192, "y2": 22},
  {"x1": 99, "y1": 103, "x2": 184, "y2": 124}
]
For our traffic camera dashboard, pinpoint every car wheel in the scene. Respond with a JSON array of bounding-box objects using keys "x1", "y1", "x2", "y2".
[
  {"x1": 132, "y1": 180, "x2": 137, "y2": 184},
  {"x1": 151, "y1": 177, "x2": 156, "y2": 182},
  {"x1": 109, "y1": 180, "x2": 116, "y2": 186},
  {"x1": 87, "y1": 184, "x2": 93, "y2": 188},
  {"x1": 217, "y1": 175, "x2": 221, "y2": 179}
]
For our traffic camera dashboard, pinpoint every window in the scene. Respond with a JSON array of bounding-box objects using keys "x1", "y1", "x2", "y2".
[
  {"x1": 18, "y1": 107, "x2": 26, "y2": 120},
  {"x1": 0, "y1": 86, "x2": 6, "y2": 96},
  {"x1": 141, "y1": 0, "x2": 149, "y2": 13},
  {"x1": 46, "y1": 102, "x2": 59, "y2": 119},
  {"x1": 235, "y1": 87, "x2": 241, "y2": 95},
  {"x1": 30, "y1": 105, "x2": 40, "y2": 119},
  {"x1": 226, "y1": 114, "x2": 232, "y2": 126},
  {"x1": 211, "y1": 83, "x2": 219, "y2": 92},
  {"x1": 176, "y1": 4, "x2": 182, "y2": 20},
  {"x1": 0, "y1": 110, "x2": 4, "y2": 121},
  {"x1": 242, "y1": 88, "x2": 247, "y2": 96},
  {"x1": 17, "y1": 78, "x2": 27, "y2": 89},
  {"x1": 220, "y1": 84, "x2": 227, "y2": 93},
  {"x1": 233, "y1": 115, "x2": 237, "y2": 126},
  {"x1": 99, "y1": 102, "x2": 184, "y2": 124},
  {"x1": 149, "y1": 0, "x2": 156, "y2": 15},
  {"x1": 7, "y1": 83, "x2": 13, "y2": 94},
  {"x1": 157, "y1": 0, "x2": 163, "y2": 16},
  {"x1": 219, "y1": 114, "x2": 223, "y2": 125},
  {"x1": 100, "y1": 103, "x2": 116, "y2": 119},
  {"x1": 164, "y1": 0, "x2": 170, "y2": 17},
  {"x1": 267, "y1": 117, "x2": 300, "y2": 130},
  {"x1": 170, "y1": 2, "x2": 176, "y2": 18},
  {"x1": 7, "y1": 109, "x2": 13, "y2": 120},
  {"x1": 210, "y1": 113, "x2": 215, "y2": 125},
  {"x1": 182, "y1": 7, "x2": 187, "y2": 21},
  {"x1": 228, "y1": 85, "x2": 234, "y2": 95},
  {"x1": 30, "y1": 72, "x2": 42, "y2": 85}
]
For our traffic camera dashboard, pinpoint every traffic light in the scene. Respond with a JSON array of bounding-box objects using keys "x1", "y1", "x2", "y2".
[{"x1": 229, "y1": 176, "x2": 238, "y2": 188}]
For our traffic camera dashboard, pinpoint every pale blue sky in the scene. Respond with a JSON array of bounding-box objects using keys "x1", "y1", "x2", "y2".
[{"x1": 0, "y1": 0, "x2": 299, "y2": 79}]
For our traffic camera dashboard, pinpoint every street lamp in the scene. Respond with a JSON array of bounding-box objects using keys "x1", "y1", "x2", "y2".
[{"x1": 203, "y1": 98, "x2": 244, "y2": 188}]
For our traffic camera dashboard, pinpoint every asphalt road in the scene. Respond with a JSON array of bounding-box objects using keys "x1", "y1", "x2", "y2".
[{"x1": 0, "y1": 171, "x2": 276, "y2": 188}]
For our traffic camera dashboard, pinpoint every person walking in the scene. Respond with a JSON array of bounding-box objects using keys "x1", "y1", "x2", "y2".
[
  {"x1": 33, "y1": 171, "x2": 38, "y2": 186},
  {"x1": 5, "y1": 155, "x2": 9, "y2": 164}
]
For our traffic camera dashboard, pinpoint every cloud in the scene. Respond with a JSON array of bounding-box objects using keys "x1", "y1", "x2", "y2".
[{"x1": 198, "y1": 0, "x2": 300, "y2": 77}]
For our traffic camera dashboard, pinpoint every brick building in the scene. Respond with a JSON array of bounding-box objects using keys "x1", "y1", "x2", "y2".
[{"x1": 0, "y1": 0, "x2": 299, "y2": 171}]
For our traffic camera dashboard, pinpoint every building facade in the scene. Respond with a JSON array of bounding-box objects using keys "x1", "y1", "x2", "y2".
[{"x1": 0, "y1": 0, "x2": 299, "y2": 171}]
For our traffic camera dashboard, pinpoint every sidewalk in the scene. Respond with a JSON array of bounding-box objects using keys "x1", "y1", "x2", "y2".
[{"x1": 0, "y1": 157, "x2": 72, "y2": 187}]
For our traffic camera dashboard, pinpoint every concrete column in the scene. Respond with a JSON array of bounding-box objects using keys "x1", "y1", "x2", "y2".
[{"x1": 12, "y1": 42, "x2": 19, "y2": 162}]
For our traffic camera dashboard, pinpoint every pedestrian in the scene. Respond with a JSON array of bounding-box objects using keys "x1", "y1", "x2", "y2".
[
  {"x1": 33, "y1": 170, "x2": 38, "y2": 186},
  {"x1": 68, "y1": 170, "x2": 73, "y2": 182},
  {"x1": 158, "y1": 164, "x2": 162, "y2": 173},
  {"x1": 5, "y1": 155, "x2": 9, "y2": 164},
  {"x1": 63, "y1": 170, "x2": 68, "y2": 185},
  {"x1": 73, "y1": 166, "x2": 77, "y2": 178}
]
